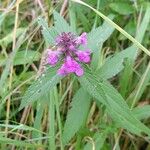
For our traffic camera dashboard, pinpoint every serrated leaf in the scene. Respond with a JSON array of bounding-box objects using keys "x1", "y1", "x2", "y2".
[
  {"x1": 88, "y1": 15, "x2": 115, "y2": 70},
  {"x1": 96, "y1": 46, "x2": 135, "y2": 79},
  {"x1": 19, "y1": 66, "x2": 62, "y2": 110},
  {"x1": 62, "y1": 88, "x2": 91, "y2": 144},
  {"x1": 38, "y1": 11, "x2": 73, "y2": 46},
  {"x1": 38, "y1": 17, "x2": 58, "y2": 45},
  {"x1": 96, "y1": 7, "x2": 150, "y2": 79},
  {"x1": 78, "y1": 67, "x2": 150, "y2": 137},
  {"x1": 87, "y1": 15, "x2": 115, "y2": 52},
  {"x1": 73, "y1": 0, "x2": 150, "y2": 56},
  {"x1": 53, "y1": 11, "x2": 73, "y2": 33}
]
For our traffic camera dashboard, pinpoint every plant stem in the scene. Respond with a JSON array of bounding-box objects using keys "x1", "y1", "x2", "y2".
[{"x1": 54, "y1": 87, "x2": 64, "y2": 150}]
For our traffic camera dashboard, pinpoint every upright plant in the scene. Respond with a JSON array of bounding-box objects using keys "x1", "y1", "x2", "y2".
[{"x1": 19, "y1": 7, "x2": 150, "y2": 149}]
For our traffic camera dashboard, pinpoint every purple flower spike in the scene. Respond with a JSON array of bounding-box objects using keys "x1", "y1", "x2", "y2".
[
  {"x1": 65, "y1": 56, "x2": 84, "y2": 76},
  {"x1": 76, "y1": 50, "x2": 91, "y2": 63},
  {"x1": 47, "y1": 50, "x2": 60, "y2": 66},
  {"x1": 76, "y1": 32, "x2": 87, "y2": 45},
  {"x1": 57, "y1": 56, "x2": 84, "y2": 76},
  {"x1": 46, "y1": 32, "x2": 92, "y2": 77}
]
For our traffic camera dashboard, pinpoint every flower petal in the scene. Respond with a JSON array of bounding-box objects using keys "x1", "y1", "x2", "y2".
[
  {"x1": 76, "y1": 32, "x2": 87, "y2": 45},
  {"x1": 47, "y1": 50, "x2": 60, "y2": 66},
  {"x1": 75, "y1": 66, "x2": 84, "y2": 76},
  {"x1": 76, "y1": 50, "x2": 91, "y2": 63},
  {"x1": 57, "y1": 64, "x2": 67, "y2": 76}
]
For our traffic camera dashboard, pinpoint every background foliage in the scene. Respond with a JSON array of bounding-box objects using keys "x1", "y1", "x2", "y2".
[{"x1": 0, "y1": 0, "x2": 150, "y2": 149}]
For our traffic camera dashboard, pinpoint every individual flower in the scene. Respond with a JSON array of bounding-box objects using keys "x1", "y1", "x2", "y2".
[
  {"x1": 57, "y1": 64, "x2": 67, "y2": 76},
  {"x1": 47, "y1": 49, "x2": 61, "y2": 66},
  {"x1": 57, "y1": 56, "x2": 84, "y2": 76},
  {"x1": 46, "y1": 32, "x2": 91, "y2": 76},
  {"x1": 76, "y1": 32, "x2": 87, "y2": 45},
  {"x1": 76, "y1": 50, "x2": 91, "y2": 63}
]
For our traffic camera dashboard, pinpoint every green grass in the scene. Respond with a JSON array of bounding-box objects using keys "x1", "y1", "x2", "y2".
[{"x1": 0, "y1": 0, "x2": 150, "y2": 150}]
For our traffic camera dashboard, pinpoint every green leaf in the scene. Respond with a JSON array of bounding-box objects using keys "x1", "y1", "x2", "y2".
[
  {"x1": 96, "y1": 7, "x2": 150, "y2": 79},
  {"x1": 32, "y1": 94, "x2": 49, "y2": 139},
  {"x1": 48, "y1": 90, "x2": 56, "y2": 149},
  {"x1": 78, "y1": 67, "x2": 150, "y2": 137},
  {"x1": 0, "y1": 0, "x2": 15, "y2": 28},
  {"x1": 88, "y1": 15, "x2": 115, "y2": 69},
  {"x1": 38, "y1": 11, "x2": 73, "y2": 46},
  {"x1": 0, "y1": 54, "x2": 5, "y2": 66},
  {"x1": 142, "y1": 2, "x2": 150, "y2": 11},
  {"x1": 87, "y1": 15, "x2": 115, "y2": 52},
  {"x1": 119, "y1": 58, "x2": 133, "y2": 98},
  {"x1": 0, "y1": 123, "x2": 45, "y2": 134},
  {"x1": 119, "y1": 20, "x2": 136, "y2": 40},
  {"x1": 135, "y1": 7, "x2": 150, "y2": 45},
  {"x1": 76, "y1": 7, "x2": 90, "y2": 31},
  {"x1": 62, "y1": 88, "x2": 91, "y2": 144},
  {"x1": 0, "y1": 13, "x2": 6, "y2": 27},
  {"x1": 69, "y1": 2, "x2": 77, "y2": 33},
  {"x1": 109, "y1": 2, "x2": 134, "y2": 15},
  {"x1": 0, "y1": 50, "x2": 40, "y2": 67},
  {"x1": 128, "y1": 62, "x2": 150, "y2": 107},
  {"x1": 53, "y1": 11, "x2": 73, "y2": 33},
  {"x1": 38, "y1": 17, "x2": 58, "y2": 45},
  {"x1": 84, "y1": 132, "x2": 107, "y2": 150},
  {"x1": 13, "y1": 50, "x2": 41, "y2": 66},
  {"x1": 0, "y1": 28, "x2": 26, "y2": 47},
  {"x1": 96, "y1": 46, "x2": 135, "y2": 79},
  {"x1": 19, "y1": 66, "x2": 62, "y2": 110},
  {"x1": 0, "y1": 31, "x2": 27, "y2": 93},
  {"x1": 83, "y1": 128, "x2": 111, "y2": 150},
  {"x1": 0, "y1": 136, "x2": 44, "y2": 148},
  {"x1": 133, "y1": 105, "x2": 150, "y2": 120},
  {"x1": 72, "y1": 0, "x2": 150, "y2": 56}
]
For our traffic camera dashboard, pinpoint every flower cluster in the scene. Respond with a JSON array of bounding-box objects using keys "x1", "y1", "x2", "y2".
[{"x1": 46, "y1": 32, "x2": 91, "y2": 76}]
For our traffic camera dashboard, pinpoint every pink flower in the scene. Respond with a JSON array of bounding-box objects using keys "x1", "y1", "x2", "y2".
[
  {"x1": 57, "y1": 64, "x2": 67, "y2": 76},
  {"x1": 57, "y1": 56, "x2": 84, "y2": 76},
  {"x1": 75, "y1": 67, "x2": 84, "y2": 76},
  {"x1": 76, "y1": 32, "x2": 87, "y2": 45},
  {"x1": 69, "y1": 45, "x2": 76, "y2": 51},
  {"x1": 47, "y1": 50, "x2": 60, "y2": 66},
  {"x1": 76, "y1": 50, "x2": 91, "y2": 63},
  {"x1": 55, "y1": 36, "x2": 62, "y2": 44},
  {"x1": 46, "y1": 32, "x2": 91, "y2": 77}
]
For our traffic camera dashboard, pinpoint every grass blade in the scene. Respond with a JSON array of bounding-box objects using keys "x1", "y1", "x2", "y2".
[{"x1": 72, "y1": 0, "x2": 150, "y2": 56}]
